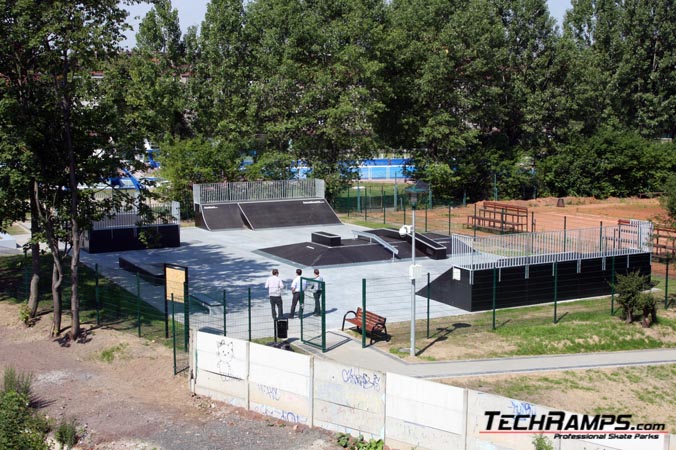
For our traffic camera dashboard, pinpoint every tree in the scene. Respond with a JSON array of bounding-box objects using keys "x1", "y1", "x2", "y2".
[
  {"x1": 135, "y1": 0, "x2": 184, "y2": 68},
  {"x1": 191, "y1": 0, "x2": 250, "y2": 140},
  {"x1": 539, "y1": 129, "x2": 675, "y2": 198},
  {"x1": 0, "y1": 1, "x2": 144, "y2": 339},
  {"x1": 130, "y1": 0, "x2": 190, "y2": 141},
  {"x1": 0, "y1": 0, "x2": 55, "y2": 319},
  {"x1": 661, "y1": 174, "x2": 676, "y2": 226},
  {"x1": 157, "y1": 136, "x2": 244, "y2": 201},
  {"x1": 612, "y1": 0, "x2": 676, "y2": 138},
  {"x1": 246, "y1": 0, "x2": 387, "y2": 196}
]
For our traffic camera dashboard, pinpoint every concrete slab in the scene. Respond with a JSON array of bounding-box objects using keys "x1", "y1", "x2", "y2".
[{"x1": 80, "y1": 224, "x2": 467, "y2": 336}]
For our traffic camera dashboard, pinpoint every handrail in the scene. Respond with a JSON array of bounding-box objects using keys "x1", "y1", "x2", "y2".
[{"x1": 352, "y1": 230, "x2": 399, "y2": 258}]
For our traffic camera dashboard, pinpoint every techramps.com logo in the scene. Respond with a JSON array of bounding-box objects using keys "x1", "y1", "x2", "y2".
[{"x1": 481, "y1": 411, "x2": 667, "y2": 440}]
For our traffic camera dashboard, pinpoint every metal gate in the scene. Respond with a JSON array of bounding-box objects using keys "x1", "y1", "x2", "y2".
[{"x1": 300, "y1": 277, "x2": 326, "y2": 352}]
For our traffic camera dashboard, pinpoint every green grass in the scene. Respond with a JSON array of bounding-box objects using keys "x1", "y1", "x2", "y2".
[
  {"x1": 383, "y1": 296, "x2": 676, "y2": 359},
  {"x1": 0, "y1": 254, "x2": 180, "y2": 348},
  {"x1": 98, "y1": 343, "x2": 129, "y2": 363},
  {"x1": 3, "y1": 223, "x2": 27, "y2": 235}
]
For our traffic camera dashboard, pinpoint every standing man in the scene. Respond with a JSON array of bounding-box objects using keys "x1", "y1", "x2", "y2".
[
  {"x1": 289, "y1": 268, "x2": 303, "y2": 319},
  {"x1": 312, "y1": 268, "x2": 324, "y2": 316},
  {"x1": 265, "y1": 269, "x2": 284, "y2": 320}
]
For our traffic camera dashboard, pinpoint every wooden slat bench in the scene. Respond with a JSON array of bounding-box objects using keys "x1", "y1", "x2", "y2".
[
  {"x1": 466, "y1": 201, "x2": 529, "y2": 233},
  {"x1": 341, "y1": 307, "x2": 389, "y2": 345}
]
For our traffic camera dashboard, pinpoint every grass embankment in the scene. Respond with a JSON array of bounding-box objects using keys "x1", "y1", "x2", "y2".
[
  {"x1": 0, "y1": 255, "x2": 182, "y2": 347},
  {"x1": 379, "y1": 292, "x2": 676, "y2": 361}
]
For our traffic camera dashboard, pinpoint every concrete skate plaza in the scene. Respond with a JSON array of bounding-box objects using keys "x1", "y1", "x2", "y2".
[{"x1": 81, "y1": 224, "x2": 466, "y2": 334}]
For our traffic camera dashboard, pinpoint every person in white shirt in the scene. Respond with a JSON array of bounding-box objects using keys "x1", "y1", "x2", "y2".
[
  {"x1": 264, "y1": 269, "x2": 284, "y2": 320},
  {"x1": 289, "y1": 268, "x2": 303, "y2": 319},
  {"x1": 311, "y1": 268, "x2": 324, "y2": 316}
]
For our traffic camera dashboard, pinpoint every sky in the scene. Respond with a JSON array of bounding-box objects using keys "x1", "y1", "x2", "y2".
[{"x1": 121, "y1": 0, "x2": 573, "y2": 49}]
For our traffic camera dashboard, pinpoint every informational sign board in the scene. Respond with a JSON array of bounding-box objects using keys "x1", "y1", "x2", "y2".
[{"x1": 165, "y1": 264, "x2": 188, "y2": 303}]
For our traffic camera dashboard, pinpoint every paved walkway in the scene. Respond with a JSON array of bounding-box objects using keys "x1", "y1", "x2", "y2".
[
  {"x1": 8, "y1": 226, "x2": 676, "y2": 380},
  {"x1": 297, "y1": 330, "x2": 676, "y2": 379}
]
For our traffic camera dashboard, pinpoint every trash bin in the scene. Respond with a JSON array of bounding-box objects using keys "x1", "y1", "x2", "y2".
[{"x1": 276, "y1": 319, "x2": 288, "y2": 339}]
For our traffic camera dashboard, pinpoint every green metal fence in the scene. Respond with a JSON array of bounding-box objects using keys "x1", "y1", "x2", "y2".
[
  {"x1": 332, "y1": 185, "x2": 463, "y2": 236},
  {"x1": 300, "y1": 277, "x2": 326, "y2": 351},
  {"x1": 354, "y1": 273, "x2": 436, "y2": 350}
]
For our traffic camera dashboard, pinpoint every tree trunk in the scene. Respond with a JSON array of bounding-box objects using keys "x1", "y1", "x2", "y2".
[
  {"x1": 28, "y1": 185, "x2": 40, "y2": 317},
  {"x1": 641, "y1": 308, "x2": 649, "y2": 328},
  {"x1": 50, "y1": 261, "x2": 63, "y2": 337},
  {"x1": 69, "y1": 222, "x2": 80, "y2": 341},
  {"x1": 63, "y1": 84, "x2": 80, "y2": 341}
]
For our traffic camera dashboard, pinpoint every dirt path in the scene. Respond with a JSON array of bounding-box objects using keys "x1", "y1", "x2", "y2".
[{"x1": 0, "y1": 301, "x2": 340, "y2": 450}]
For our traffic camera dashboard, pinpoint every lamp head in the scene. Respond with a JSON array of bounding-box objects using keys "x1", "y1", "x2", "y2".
[{"x1": 405, "y1": 180, "x2": 429, "y2": 208}]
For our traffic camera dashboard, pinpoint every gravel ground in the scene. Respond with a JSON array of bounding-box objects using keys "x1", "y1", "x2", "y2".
[{"x1": 0, "y1": 300, "x2": 342, "y2": 450}]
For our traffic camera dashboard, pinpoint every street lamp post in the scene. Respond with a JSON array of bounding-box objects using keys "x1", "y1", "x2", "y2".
[{"x1": 405, "y1": 181, "x2": 429, "y2": 357}]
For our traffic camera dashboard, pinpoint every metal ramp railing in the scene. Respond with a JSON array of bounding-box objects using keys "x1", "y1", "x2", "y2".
[{"x1": 352, "y1": 230, "x2": 399, "y2": 260}]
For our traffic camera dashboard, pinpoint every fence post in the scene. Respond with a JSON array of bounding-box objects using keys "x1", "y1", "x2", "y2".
[
  {"x1": 223, "y1": 289, "x2": 227, "y2": 336},
  {"x1": 171, "y1": 293, "x2": 177, "y2": 375},
  {"x1": 425, "y1": 206, "x2": 428, "y2": 232},
  {"x1": 611, "y1": 256, "x2": 616, "y2": 315},
  {"x1": 666, "y1": 258, "x2": 670, "y2": 309},
  {"x1": 553, "y1": 262, "x2": 558, "y2": 323},
  {"x1": 183, "y1": 282, "x2": 189, "y2": 351},
  {"x1": 361, "y1": 278, "x2": 366, "y2": 349},
  {"x1": 492, "y1": 267, "x2": 497, "y2": 331},
  {"x1": 95, "y1": 263, "x2": 100, "y2": 326},
  {"x1": 381, "y1": 185, "x2": 384, "y2": 208},
  {"x1": 364, "y1": 197, "x2": 367, "y2": 223},
  {"x1": 357, "y1": 184, "x2": 361, "y2": 212},
  {"x1": 383, "y1": 185, "x2": 386, "y2": 224},
  {"x1": 321, "y1": 287, "x2": 326, "y2": 352},
  {"x1": 473, "y1": 203, "x2": 477, "y2": 240},
  {"x1": 136, "y1": 273, "x2": 141, "y2": 338},
  {"x1": 448, "y1": 205, "x2": 451, "y2": 236},
  {"x1": 347, "y1": 187, "x2": 351, "y2": 217},
  {"x1": 248, "y1": 287, "x2": 252, "y2": 342},
  {"x1": 426, "y1": 272, "x2": 431, "y2": 338}
]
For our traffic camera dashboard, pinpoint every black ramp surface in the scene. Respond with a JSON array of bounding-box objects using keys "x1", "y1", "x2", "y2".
[
  {"x1": 239, "y1": 199, "x2": 341, "y2": 229},
  {"x1": 197, "y1": 203, "x2": 247, "y2": 230},
  {"x1": 260, "y1": 239, "x2": 396, "y2": 267}
]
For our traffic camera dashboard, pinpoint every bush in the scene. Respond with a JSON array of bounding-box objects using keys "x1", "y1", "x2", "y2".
[
  {"x1": 614, "y1": 271, "x2": 654, "y2": 325},
  {"x1": 55, "y1": 418, "x2": 78, "y2": 449},
  {"x1": 532, "y1": 434, "x2": 554, "y2": 450},
  {"x1": 0, "y1": 390, "x2": 48, "y2": 450},
  {"x1": 3, "y1": 367, "x2": 32, "y2": 398},
  {"x1": 336, "y1": 433, "x2": 384, "y2": 450}
]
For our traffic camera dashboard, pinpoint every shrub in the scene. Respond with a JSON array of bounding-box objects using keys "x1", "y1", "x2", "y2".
[
  {"x1": 0, "y1": 390, "x2": 48, "y2": 450},
  {"x1": 55, "y1": 418, "x2": 78, "y2": 449},
  {"x1": 3, "y1": 367, "x2": 32, "y2": 398},
  {"x1": 532, "y1": 434, "x2": 554, "y2": 450},
  {"x1": 336, "y1": 433, "x2": 384, "y2": 450},
  {"x1": 614, "y1": 271, "x2": 651, "y2": 324}
]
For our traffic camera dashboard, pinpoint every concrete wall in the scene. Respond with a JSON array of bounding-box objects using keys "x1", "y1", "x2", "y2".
[
  {"x1": 249, "y1": 342, "x2": 312, "y2": 426},
  {"x1": 313, "y1": 360, "x2": 385, "y2": 439},
  {"x1": 192, "y1": 333, "x2": 248, "y2": 408},
  {"x1": 386, "y1": 373, "x2": 466, "y2": 450},
  {"x1": 191, "y1": 331, "x2": 673, "y2": 450}
]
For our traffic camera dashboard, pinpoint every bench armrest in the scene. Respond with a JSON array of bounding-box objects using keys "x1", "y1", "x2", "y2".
[{"x1": 341, "y1": 310, "x2": 358, "y2": 330}]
